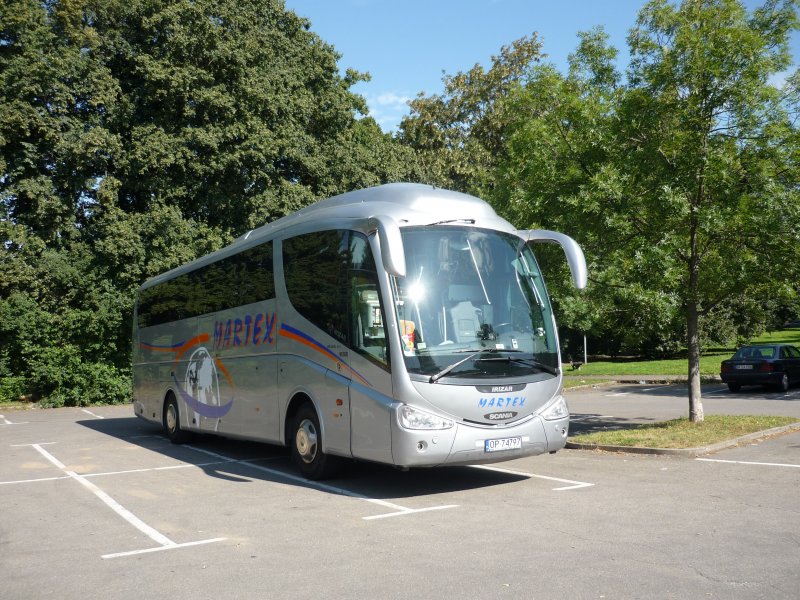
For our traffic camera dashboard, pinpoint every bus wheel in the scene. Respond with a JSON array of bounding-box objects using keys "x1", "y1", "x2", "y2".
[
  {"x1": 163, "y1": 394, "x2": 191, "y2": 444},
  {"x1": 291, "y1": 404, "x2": 340, "y2": 480}
]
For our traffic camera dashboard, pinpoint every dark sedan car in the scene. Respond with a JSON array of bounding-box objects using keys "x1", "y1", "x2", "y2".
[{"x1": 720, "y1": 344, "x2": 800, "y2": 392}]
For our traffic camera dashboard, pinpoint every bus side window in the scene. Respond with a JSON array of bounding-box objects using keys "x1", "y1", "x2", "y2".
[
  {"x1": 283, "y1": 230, "x2": 350, "y2": 344},
  {"x1": 349, "y1": 234, "x2": 389, "y2": 370}
]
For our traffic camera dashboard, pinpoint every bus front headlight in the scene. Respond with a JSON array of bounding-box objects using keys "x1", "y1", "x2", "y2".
[
  {"x1": 540, "y1": 395, "x2": 569, "y2": 421},
  {"x1": 399, "y1": 405, "x2": 454, "y2": 430}
]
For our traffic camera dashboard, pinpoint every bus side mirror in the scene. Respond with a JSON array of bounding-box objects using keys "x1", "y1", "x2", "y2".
[
  {"x1": 370, "y1": 215, "x2": 406, "y2": 278},
  {"x1": 520, "y1": 229, "x2": 588, "y2": 290}
]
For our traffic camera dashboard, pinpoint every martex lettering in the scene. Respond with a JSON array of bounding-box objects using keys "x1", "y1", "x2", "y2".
[
  {"x1": 478, "y1": 396, "x2": 526, "y2": 408},
  {"x1": 214, "y1": 311, "x2": 276, "y2": 350}
]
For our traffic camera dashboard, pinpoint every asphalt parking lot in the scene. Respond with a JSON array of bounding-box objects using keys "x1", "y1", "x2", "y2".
[{"x1": 2, "y1": 384, "x2": 798, "y2": 599}]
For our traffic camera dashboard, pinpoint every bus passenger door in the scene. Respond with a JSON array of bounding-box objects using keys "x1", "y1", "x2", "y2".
[{"x1": 347, "y1": 257, "x2": 394, "y2": 464}]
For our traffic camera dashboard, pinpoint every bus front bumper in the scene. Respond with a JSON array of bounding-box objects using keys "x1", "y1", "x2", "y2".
[{"x1": 391, "y1": 413, "x2": 570, "y2": 468}]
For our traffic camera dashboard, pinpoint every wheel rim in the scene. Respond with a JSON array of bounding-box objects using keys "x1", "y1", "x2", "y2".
[
  {"x1": 295, "y1": 418, "x2": 318, "y2": 464},
  {"x1": 166, "y1": 403, "x2": 178, "y2": 434}
]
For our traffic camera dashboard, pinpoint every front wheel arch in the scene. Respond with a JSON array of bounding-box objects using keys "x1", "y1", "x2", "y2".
[{"x1": 289, "y1": 401, "x2": 341, "y2": 480}]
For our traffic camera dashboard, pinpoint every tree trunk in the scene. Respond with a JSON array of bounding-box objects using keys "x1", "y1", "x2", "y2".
[
  {"x1": 687, "y1": 128, "x2": 707, "y2": 424},
  {"x1": 687, "y1": 299, "x2": 704, "y2": 422}
]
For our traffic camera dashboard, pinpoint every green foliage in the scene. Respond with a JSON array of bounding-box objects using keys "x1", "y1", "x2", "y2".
[
  {"x1": 569, "y1": 415, "x2": 799, "y2": 449},
  {"x1": 489, "y1": 1, "x2": 800, "y2": 378},
  {"x1": 1, "y1": 0, "x2": 418, "y2": 405},
  {"x1": 0, "y1": 376, "x2": 26, "y2": 403},
  {"x1": 29, "y1": 345, "x2": 131, "y2": 407},
  {"x1": 3, "y1": 0, "x2": 797, "y2": 411},
  {"x1": 398, "y1": 35, "x2": 544, "y2": 194}
]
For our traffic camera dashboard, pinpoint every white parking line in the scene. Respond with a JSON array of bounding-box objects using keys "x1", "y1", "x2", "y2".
[
  {"x1": 697, "y1": 458, "x2": 800, "y2": 469},
  {"x1": 81, "y1": 409, "x2": 104, "y2": 419},
  {"x1": 22, "y1": 443, "x2": 225, "y2": 559},
  {"x1": 101, "y1": 538, "x2": 228, "y2": 560},
  {"x1": 605, "y1": 392, "x2": 630, "y2": 397},
  {"x1": 702, "y1": 386, "x2": 731, "y2": 396},
  {"x1": 1, "y1": 414, "x2": 27, "y2": 425},
  {"x1": 0, "y1": 475, "x2": 72, "y2": 486},
  {"x1": 0, "y1": 457, "x2": 262, "y2": 486},
  {"x1": 469, "y1": 464, "x2": 595, "y2": 491},
  {"x1": 185, "y1": 444, "x2": 459, "y2": 520},
  {"x1": 570, "y1": 415, "x2": 615, "y2": 422}
]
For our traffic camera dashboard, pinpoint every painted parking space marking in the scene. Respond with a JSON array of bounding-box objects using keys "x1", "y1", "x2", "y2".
[
  {"x1": 0, "y1": 475, "x2": 72, "y2": 486},
  {"x1": 185, "y1": 444, "x2": 459, "y2": 521},
  {"x1": 697, "y1": 458, "x2": 800, "y2": 469},
  {"x1": 702, "y1": 386, "x2": 732, "y2": 396},
  {"x1": 570, "y1": 415, "x2": 615, "y2": 422},
  {"x1": 1, "y1": 414, "x2": 27, "y2": 425},
  {"x1": 605, "y1": 392, "x2": 630, "y2": 397},
  {"x1": 81, "y1": 409, "x2": 105, "y2": 419},
  {"x1": 20, "y1": 443, "x2": 225, "y2": 559},
  {"x1": 469, "y1": 464, "x2": 595, "y2": 491}
]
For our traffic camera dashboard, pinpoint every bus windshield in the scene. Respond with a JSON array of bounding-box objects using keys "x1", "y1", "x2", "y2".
[{"x1": 392, "y1": 226, "x2": 558, "y2": 381}]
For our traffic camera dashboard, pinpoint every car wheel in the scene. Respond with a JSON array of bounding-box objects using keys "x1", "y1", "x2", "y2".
[
  {"x1": 291, "y1": 403, "x2": 340, "y2": 480},
  {"x1": 777, "y1": 373, "x2": 789, "y2": 392},
  {"x1": 163, "y1": 393, "x2": 191, "y2": 444},
  {"x1": 727, "y1": 383, "x2": 741, "y2": 392}
]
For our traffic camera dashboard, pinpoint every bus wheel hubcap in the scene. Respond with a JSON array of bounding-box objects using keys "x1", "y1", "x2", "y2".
[
  {"x1": 296, "y1": 419, "x2": 318, "y2": 464},
  {"x1": 166, "y1": 406, "x2": 177, "y2": 432}
]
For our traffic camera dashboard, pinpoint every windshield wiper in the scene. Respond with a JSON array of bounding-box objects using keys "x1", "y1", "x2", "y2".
[
  {"x1": 426, "y1": 218, "x2": 476, "y2": 226},
  {"x1": 428, "y1": 348, "x2": 496, "y2": 383},
  {"x1": 477, "y1": 356, "x2": 559, "y2": 376}
]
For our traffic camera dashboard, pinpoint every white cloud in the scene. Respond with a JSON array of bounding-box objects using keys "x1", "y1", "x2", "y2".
[{"x1": 361, "y1": 90, "x2": 413, "y2": 132}]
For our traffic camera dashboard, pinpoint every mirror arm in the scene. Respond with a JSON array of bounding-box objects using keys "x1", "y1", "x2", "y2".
[
  {"x1": 520, "y1": 229, "x2": 588, "y2": 290},
  {"x1": 369, "y1": 215, "x2": 406, "y2": 278}
]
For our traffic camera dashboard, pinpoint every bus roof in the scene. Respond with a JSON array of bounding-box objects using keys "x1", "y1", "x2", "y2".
[
  {"x1": 240, "y1": 182, "x2": 508, "y2": 240},
  {"x1": 140, "y1": 183, "x2": 514, "y2": 290}
]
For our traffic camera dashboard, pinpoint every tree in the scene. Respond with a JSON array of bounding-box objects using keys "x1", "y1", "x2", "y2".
[
  {"x1": 1, "y1": 0, "x2": 417, "y2": 403},
  {"x1": 398, "y1": 35, "x2": 544, "y2": 194},
  {"x1": 621, "y1": 0, "x2": 799, "y2": 420},
  {"x1": 490, "y1": 29, "x2": 670, "y2": 357},
  {"x1": 495, "y1": 0, "x2": 800, "y2": 421}
]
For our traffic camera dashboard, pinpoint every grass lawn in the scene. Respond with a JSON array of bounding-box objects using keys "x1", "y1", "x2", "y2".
[
  {"x1": 568, "y1": 415, "x2": 799, "y2": 449},
  {"x1": 563, "y1": 327, "x2": 800, "y2": 378}
]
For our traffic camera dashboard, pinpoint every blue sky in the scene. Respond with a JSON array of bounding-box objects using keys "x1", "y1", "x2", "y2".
[{"x1": 284, "y1": 0, "x2": 799, "y2": 132}]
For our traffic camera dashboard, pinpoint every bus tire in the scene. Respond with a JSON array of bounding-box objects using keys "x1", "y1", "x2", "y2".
[
  {"x1": 291, "y1": 403, "x2": 340, "y2": 480},
  {"x1": 163, "y1": 393, "x2": 191, "y2": 444}
]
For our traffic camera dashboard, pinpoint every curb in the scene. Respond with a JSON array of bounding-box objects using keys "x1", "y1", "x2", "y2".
[
  {"x1": 565, "y1": 422, "x2": 800, "y2": 456},
  {"x1": 562, "y1": 375, "x2": 723, "y2": 384}
]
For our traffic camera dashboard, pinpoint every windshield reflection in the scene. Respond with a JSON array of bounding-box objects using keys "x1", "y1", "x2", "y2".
[{"x1": 392, "y1": 226, "x2": 558, "y2": 380}]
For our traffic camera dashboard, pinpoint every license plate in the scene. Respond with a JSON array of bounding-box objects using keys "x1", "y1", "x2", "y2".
[
  {"x1": 484, "y1": 437, "x2": 522, "y2": 452},
  {"x1": 736, "y1": 365, "x2": 754, "y2": 370}
]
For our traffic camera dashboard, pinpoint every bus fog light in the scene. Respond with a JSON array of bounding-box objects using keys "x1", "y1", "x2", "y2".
[
  {"x1": 541, "y1": 395, "x2": 569, "y2": 421},
  {"x1": 417, "y1": 441, "x2": 427, "y2": 452},
  {"x1": 399, "y1": 405, "x2": 454, "y2": 430}
]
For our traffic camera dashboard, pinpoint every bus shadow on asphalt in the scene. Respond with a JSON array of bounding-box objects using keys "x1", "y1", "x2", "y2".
[{"x1": 77, "y1": 416, "x2": 533, "y2": 500}]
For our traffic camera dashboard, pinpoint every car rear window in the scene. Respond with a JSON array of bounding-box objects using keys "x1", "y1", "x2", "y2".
[{"x1": 734, "y1": 346, "x2": 775, "y2": 359}]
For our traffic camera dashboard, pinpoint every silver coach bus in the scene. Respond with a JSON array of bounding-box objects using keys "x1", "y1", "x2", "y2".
[{"x1": 132, "y1": 183, "x2": 587, "y2": 479}]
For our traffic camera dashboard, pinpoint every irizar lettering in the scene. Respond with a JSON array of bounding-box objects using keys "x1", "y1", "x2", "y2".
[
  {"x1": 478, "y1": 396, "x2": 526, "y2": 408},
  {"x1": 214, "y1": 311, "x2": 276, "y2": 350}
]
